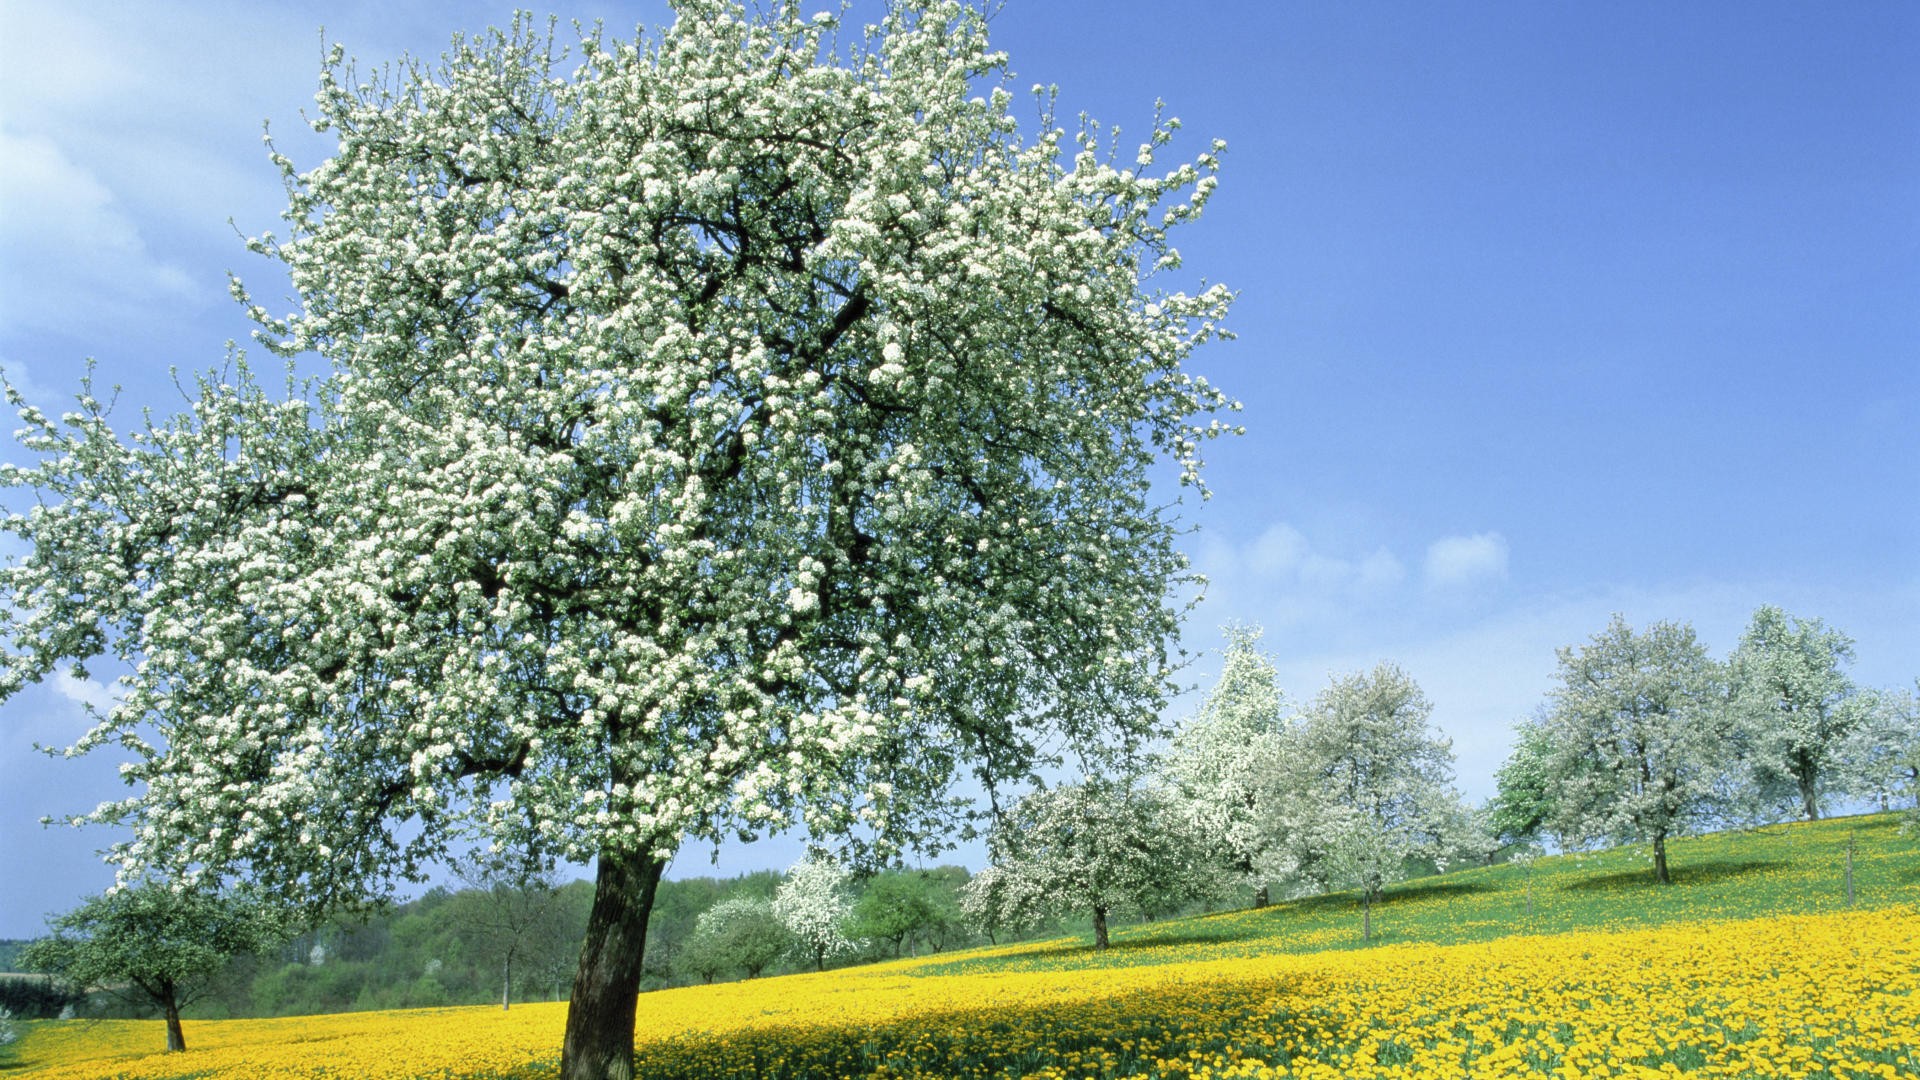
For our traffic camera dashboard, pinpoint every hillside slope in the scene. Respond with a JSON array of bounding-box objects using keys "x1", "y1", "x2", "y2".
[{"x1": 8, "y1": 813, "x2": 1918, "y2": 1080}]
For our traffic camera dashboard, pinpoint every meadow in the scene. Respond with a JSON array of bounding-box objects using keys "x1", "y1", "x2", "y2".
[{"x1": 8, "y1": 814, "x2": 1917, "y2": 1080}]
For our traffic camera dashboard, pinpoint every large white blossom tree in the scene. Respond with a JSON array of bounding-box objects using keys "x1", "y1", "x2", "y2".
[
  {"x1": 1538, "y1": 615, "x2": 1731, "y2": 884},
  {"x1": 0, "y1": 3, "x2": 1233, "y2": 1076}
]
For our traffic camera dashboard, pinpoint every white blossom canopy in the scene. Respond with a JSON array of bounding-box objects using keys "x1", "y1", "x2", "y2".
[{"x1": 0, "y1": 0, "x2": 1234, "y2": 911}]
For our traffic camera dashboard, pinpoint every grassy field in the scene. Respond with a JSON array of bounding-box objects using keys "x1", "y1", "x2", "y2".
[{"x1": 7, "y1": 813, "x2": 1917, "y2": 1079}]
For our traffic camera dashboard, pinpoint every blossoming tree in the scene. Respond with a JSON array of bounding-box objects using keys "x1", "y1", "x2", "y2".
[
  {"x1": 678, "y1": 895, "x2": 791, "y2": 981},
  {"x1": 1161, "y1": 625, "x2": 1296, "y2": 907},
  {"x1": 1291, "y1": 662, "x2": 1467, "y2": 891},
  {"x1": 20, "y1": 883, "x2": 284, "y2": 1053},
  {"x1": 770, "y1": 856, "x2": 855, "y2": 971},
  {"x1": 1539, "y1": 616, "x2": 1730, "y2": 884},
  {"x1": 963, "y1": 779, "x2": 1217, "y2": 950},
  {"x1": 1729, "y1": 605, "x2": 1864, "y2": 821},
  {"x1": 0, "y1": 3, "x2": 1232, "y2": 1076}
]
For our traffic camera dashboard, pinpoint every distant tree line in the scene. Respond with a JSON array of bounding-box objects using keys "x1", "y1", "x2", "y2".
[
  {"x1": 7, "y1": 861, "x2": 1072, "y2": 1031},
  {"x1": 966, "y1": 629, "x2": 1487, "y2": 946}
]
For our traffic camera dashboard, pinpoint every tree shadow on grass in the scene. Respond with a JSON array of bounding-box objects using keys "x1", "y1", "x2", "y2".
[
  {"x1": 1380, "y1": 880, "x2": 1497, "y2": 906},
  {"x1": 917, "y1": 924, "x2": 1275, "y2": 972},
  {"x1": 1559, "y1": 859, "x2": 1789, "y2": 893},
  {"x1": 1094, "y1": 926, "x2": 1271, "y2": 955},
  {"x1": 633, "y1": 971, "x2": 1320, "y2": 1080},
  {"x1": 1166, "y1": 879, "x2": 1495, "y2": 925}
]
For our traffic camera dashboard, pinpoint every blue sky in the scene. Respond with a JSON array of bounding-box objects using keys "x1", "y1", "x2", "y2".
[{"x1": 1, "y1": 1, "x2": 1914, "y2": 938}]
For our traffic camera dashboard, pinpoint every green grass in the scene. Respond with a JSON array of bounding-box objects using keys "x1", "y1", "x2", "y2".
[{"x1": 917, "y1": 811, "x2": 1920, "y2": 976}]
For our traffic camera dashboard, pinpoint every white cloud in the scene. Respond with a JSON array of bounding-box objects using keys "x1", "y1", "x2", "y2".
[
  {"x1": 1219, "y1": 522, "x2": 1406, "y2": 595},
  {"x1": 1423, "y1": 532, "x2": 1509, "y2": 590},
  {"x1": 53, "y1": 670, "x2": 123, "y2": 717},
  {"x1": 0, "y1": 126, "x2": 197, "y2": 334}
]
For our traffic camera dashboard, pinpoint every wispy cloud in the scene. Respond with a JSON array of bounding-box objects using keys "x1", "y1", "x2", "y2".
[
  {"x1": 1423, "y1": 531, "x2": 1510, "y2": 591},
  {"x1": 52, "y1": 671, "x2": 123, "y2": 717},
  {"x1": 0, "y1": 355, "x2": 55, "y2": 406},
  {"x1": 1235, "y1": 522, "x2": 1405, "y2": 593},
  {"x1": 0, "y1": 127, "x2": 197, "y2": 335}
]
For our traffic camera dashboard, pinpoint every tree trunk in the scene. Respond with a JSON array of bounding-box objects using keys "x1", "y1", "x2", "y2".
[
  {"x1": 559, "y1": 848, "x2": 664, "y2": 1080},
  {"x1": 1800, "y1": 770, "x2": 1820, "y2": 821},
  {"x1": 1091, "y1": 905, "x2": 1110, "y2": 950},
  {"x1": 1653, "y1": 831, "x2": 1672, "y2": 885},
  {"x1": 162, "y1": 984, "x2": 186, "y2": 1052},
  {"x1": 502, "y1": 955, "x2": 512, "y2": 1011},
  {"x1": 1362, "y1": 891, "x2": 1373, "y2": 943},
  {"x1": 1252, "y1": 884, "x2": 1269, "y2": 910},
  {"x1": 1845, "y1": 830, "x2": 1856, "y2": 907}
]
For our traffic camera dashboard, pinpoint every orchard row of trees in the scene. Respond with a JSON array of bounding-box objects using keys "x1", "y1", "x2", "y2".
[
  {"x1": 959, "y1": 604, "x2": 1918, "y2": 944},
  {"x1": 1490, "y1": 607, "x2": 1917, "y2": 883},
  {"x1": 963, "y1": 632, "x2": 1480, "y2": 945}
]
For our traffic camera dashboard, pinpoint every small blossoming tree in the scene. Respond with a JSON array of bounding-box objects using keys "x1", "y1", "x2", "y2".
[
  {"x1": 1840, "y1": 681, "x2": 1919, "y2": 819},
  {"x1": 771, "y1": 856, "x2": 855, "y2": 971},
  {"x1": 1319, "y1": 805, "x2": 1407, "y2": 942},
  {"x1": 680, "y1": 895, "x2": 792, "y2": 981},
  {"x1": 965, "y1": 779, "x2": 1218, "y2": 950},
  {"x1": 1290, "y1": 662, "x2": 1468, "y2": 893},
  {"x1": 0, "y1": 3, "x2": 1233, "y2": 1076},
  {"x1": 20, "y1": 883, "x2": 284, "y2": 1053}
]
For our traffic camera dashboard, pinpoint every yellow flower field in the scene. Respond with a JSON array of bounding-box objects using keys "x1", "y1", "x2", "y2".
[{"x1": 11, "y1": 906, "x2": 1917, "y2": 1079}]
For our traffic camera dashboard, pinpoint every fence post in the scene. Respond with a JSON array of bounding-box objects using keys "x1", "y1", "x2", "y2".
[{"x1": 1845, "y1": 830, "x2": 1856, "y2": 908}]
